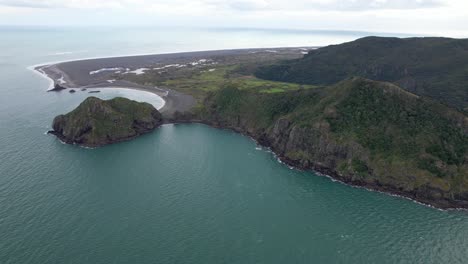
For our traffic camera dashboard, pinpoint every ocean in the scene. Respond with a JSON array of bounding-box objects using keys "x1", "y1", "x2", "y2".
[{"x1": 0, "y1": 26, "x2": 467, "y2": 263}]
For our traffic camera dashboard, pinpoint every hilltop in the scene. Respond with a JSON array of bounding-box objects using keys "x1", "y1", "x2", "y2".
[{"x1": 256, "y1": 37, "x2": 468, "y2": 111}]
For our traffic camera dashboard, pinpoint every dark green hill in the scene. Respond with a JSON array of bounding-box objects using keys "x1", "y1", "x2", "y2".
[
  {"x1": 50, "y1": 97, "x2": 162, "y2": 147},
  {"x1": 255, "y1": 37, "x2": 468, "y2": 111},
  {"x1": 197, "y1": 78, "x2": 468, "y2": 208}
]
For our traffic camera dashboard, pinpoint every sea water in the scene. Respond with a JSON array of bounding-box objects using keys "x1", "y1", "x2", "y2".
[{"x1": 0, "y1": 26, "x2": 467, "y2": 264}]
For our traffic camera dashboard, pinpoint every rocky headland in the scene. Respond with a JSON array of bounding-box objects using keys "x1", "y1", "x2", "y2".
[
  {"x1": 43, "y1": 42, "x2": 467, "y2": 209},
  {"x1": 49, "y1": 97, "x2": 163, "y2": 147},
  {"x1": 185, "y1": 78, "x2": 468, "y2": 209}
]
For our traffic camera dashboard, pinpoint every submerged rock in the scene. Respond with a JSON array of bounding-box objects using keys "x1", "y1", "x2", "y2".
[{"x1": 49, "y1": 97, "x2": 162, "y2": 147}]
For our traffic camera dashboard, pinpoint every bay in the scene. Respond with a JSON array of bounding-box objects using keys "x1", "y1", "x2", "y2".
[{"x1": 0, "y1": 26, "x2": 467, "y2": 264}]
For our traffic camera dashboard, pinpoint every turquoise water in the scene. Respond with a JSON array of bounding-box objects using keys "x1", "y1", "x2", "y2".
[{"x1": 1, "y1": 26, "x2": 467, "y2": 263}]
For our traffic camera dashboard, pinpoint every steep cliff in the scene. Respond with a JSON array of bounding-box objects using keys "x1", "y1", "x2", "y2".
[
  {"x1": 50, "y1": 97, "x2": 162, "y2": 147},
  {"x1": 197, "y1": 78, "x2": 468, "y2": 208}
]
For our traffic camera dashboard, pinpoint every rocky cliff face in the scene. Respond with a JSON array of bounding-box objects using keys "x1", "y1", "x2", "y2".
[
  {"x1": 195, "y1": 78, "x2": 468, "y2": 209},
  {"x1": 264, "y1": 117, "x2": 468, "y2": 209},
  {"x1": 50, "y1": 97, "x2": 162, "y2": 147}
]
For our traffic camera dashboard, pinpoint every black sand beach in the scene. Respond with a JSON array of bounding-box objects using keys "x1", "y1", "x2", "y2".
[{"x1": 35, "y1": 48, "x2": 311, "y2": 118}]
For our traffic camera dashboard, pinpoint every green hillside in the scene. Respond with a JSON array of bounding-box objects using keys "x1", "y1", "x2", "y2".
[
  {"x1": 197, "y1": 78, "x2": 468, "y2": 208},
  {"x1": 255, "y1": 37, "x2": 468, "y2": 111}
]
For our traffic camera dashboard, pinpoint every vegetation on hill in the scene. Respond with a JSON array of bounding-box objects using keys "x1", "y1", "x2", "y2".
[
  {"x1": 125, "y1": 64, "x2": 317, "y2": 100},
  {"x1": 118, "y1": 49, "x2": 316, "y2": 100},
  {"x1": 255, "y1": 36, "x2": 468, "y2": 111},
  {"x1": 197, "y1": 78, "x2": 468, "y2": 208},
  {"x1": 56, "y1": 44, "x2": 468, "y2": 208},
  {"x1": 50, "y1": 97, "x2": 162, "y2": 147}
]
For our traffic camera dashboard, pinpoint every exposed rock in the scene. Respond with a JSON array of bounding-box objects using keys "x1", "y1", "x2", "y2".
[
  {"x1": 49, "y1": 97, "x2": 162, "y2": 147},
  {"x1": 69, "y1": 89, "x2": 76, "y2": 93},
  {"x1": 49, "y1": 83, "x2": 66, "y2": 92}
]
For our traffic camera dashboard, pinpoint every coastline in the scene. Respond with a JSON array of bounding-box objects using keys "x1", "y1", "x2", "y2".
[
  {"x1": 165, "y1": 120, "x2": 468, "y2": 211},
  {"x1": 30, "y1": 47, "x2": 308, "y2": 118},
  {"x1": 35, "y1": 48, "x2": 468, "y2": 211},
  {"x1": 28, "y1": 46, "x2": 314, "y2": 89},
  {"x1": 31, "y1": 63, "x2": 193, "y2": 118}
]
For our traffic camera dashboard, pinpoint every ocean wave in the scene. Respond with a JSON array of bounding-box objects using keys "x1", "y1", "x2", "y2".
[
  {"x1": 48, "y1": 51, "x2": 74, "y2": 56},
  {"x1": 47, "y1": 50, "x2": 88, "y2": 56}
]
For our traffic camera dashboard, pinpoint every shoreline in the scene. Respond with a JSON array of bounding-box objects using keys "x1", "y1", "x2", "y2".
[
  {"x1": 35, "y1": 48, "x2": 467, "y2": 211},
  {"x1": 31, "y1": 47, "x2": 317, "y2": 118},
  {"x1": 31, "y1": 64, "x2": 169, "y2": 112},
  {"x1": 164, "y1": 120, "x2": 468, "y2": 211},
  {"x1": 30, "y1": 47, "x2": 308, "y2": 118},
  {"x1": 31, "y1": 64, "x2": 192, "y2": 118},
  {"x1": 28, "y1": 46, "x2": 317, "y2": 90}
]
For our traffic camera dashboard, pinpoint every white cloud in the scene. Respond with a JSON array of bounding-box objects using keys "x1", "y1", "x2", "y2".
[
  {"x1": 228, "y1": 0, "x2": 269, "y2": 10},
  {"x1": 0, "y1": 0, "x2": 467, "y2": 37},
  {"x1": 226, "y1": 0, "x2": 442, "y2": 11},
  {"x1": 0, "y1": 0, "x2": 443, "y2": 11},
  {"x1": 0, "y1": 0, "x2": 124, "y2": 9}
]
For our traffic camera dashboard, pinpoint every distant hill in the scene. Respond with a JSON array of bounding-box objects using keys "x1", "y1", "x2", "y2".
[
  {"x1": 255, "y1": 36, "x2": 468, "y2": 111},
  {"x1": 197, "y1": 78, "x2": 468, "y2": 208}
]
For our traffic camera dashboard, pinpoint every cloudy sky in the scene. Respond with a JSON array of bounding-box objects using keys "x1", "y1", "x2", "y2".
[{"x1": 0, "y1": 0, "x2": 466, "y2": 37}]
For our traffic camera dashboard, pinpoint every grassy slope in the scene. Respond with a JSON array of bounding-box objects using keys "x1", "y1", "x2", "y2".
[
  {"x1": 163, "y1": 66, "x2": 317, "y2": 97},
  {"x1": 119, "y1": 50, "x2": 317, "y2": 101},
  {"x1": 255, "y1": 37, "x2": 468, "y2": 111},
  {"x1": 127, "y1": 65, "x2": 317, "y2": 101}
]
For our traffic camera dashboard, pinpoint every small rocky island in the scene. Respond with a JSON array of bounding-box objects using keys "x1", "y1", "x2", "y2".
[{"x1": 49, "y1": 97, "x2": 162, "y2": 147}]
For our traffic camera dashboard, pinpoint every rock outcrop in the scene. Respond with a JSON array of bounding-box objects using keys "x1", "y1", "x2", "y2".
[
  {"x1": 49, "y1": 83, "x2": 66, "y2": 92},
  {"x1": 50, "y1": 97, "x2": 162, "y2": 147}
]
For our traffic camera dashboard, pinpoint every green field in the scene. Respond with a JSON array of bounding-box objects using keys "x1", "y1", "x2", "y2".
[{"x1": 159, "y1": 66, "x2": 317, "y2": 99}]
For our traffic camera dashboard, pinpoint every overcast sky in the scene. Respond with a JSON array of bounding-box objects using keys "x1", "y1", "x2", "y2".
[{"x1": 0, "y1": 0, "x2": 467, "y2": 37}]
